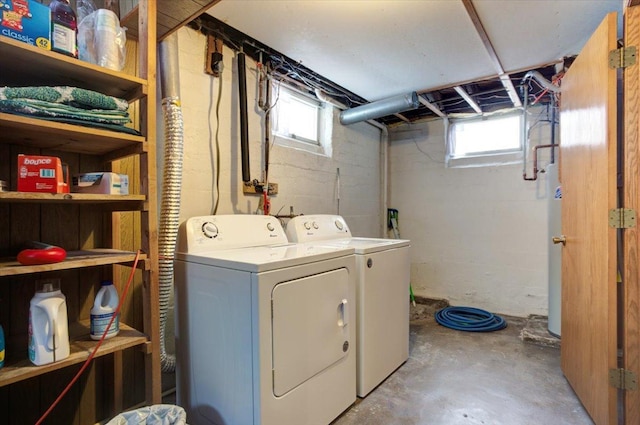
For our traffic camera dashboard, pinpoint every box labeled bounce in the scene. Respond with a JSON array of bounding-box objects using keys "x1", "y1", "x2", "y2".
[
  {"x1": 1, "y1": 0, "x2": 51, "y2": 50},
  {"x1": 18, "y1": 155, "x2": 70, "y2": 193}
]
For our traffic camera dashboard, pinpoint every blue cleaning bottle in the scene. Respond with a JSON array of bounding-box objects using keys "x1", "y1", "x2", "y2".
[{"x1": 0, "y1": 323, "x2": 5, "y2": 368}]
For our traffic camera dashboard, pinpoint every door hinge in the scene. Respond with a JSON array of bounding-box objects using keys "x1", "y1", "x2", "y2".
[
  {"x1": 609, "y1": 46, "x2": 637, "y2": 69},
  {"x1": 608, "y1": 208, "x2": 637, "y2": 228},
  {"x1": 609, "y1": 368, "x2": 638, "y2": 390}
]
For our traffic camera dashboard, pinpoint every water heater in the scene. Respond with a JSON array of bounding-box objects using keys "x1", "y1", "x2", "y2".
[{"x1": 547, "y1": 163, "x2": 562, "y2": 337}]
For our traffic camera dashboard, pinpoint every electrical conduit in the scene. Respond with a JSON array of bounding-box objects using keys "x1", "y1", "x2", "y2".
[{"x1": 158, "y1": 33, "x2": 183, "y2": 373}]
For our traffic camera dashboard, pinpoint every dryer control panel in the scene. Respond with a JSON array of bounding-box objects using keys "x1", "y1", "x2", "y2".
[{"x1": 177, "y1": 214, "x2": 288, "y2": 253}]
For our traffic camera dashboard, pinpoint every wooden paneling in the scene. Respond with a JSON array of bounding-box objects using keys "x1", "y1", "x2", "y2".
[
  {"x1": 623, "y1": 6, "x2": 640, "y2": 425},
  {"x1": 559, "y1": 12, "x2": 618, "y2": 425}
]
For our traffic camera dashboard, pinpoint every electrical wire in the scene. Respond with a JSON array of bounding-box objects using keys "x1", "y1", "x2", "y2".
[
  {"x1": 35, "y1": 251, "x2": 142, "y2": 425},
  {"x1": 435, "y1": 306, "x2": 507, "y2": 332},
  {"x1": 412, "y1": 137, "x2": 445, "y2": 163},
  {"x1": 209, "y1": 64, "x2": 223, "y2": 215}
]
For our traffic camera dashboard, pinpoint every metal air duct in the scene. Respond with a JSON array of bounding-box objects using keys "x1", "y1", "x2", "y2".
[{"x1": 340, "y1": 92, "x2": 419, "y2": 125}]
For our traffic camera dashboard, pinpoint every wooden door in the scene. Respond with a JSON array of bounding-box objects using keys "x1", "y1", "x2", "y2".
[
  {"x1": 559, "y1": 12, "x2": 618, "y2": 425},
  {"x1": 623, "y1": 6, "x2": 640, "y2": 425}
]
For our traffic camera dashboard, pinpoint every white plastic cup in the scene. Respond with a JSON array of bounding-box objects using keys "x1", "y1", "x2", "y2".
[{"x1": 95, "y1": 9, "x2": 121, "y2": 70}]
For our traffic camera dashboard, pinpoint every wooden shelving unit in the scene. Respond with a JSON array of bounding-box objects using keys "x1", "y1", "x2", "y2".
[{"x1": 0, "y1": 1, "x2": 159, "y2": 422}]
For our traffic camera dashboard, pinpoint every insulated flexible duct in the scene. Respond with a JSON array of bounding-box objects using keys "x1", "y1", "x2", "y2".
[
  {"x1": 158, "y1": 33, "x2": 183, "y2": 373},
  {"x1": 339, "y1": 92, "x2": 419, "y2": 125}
]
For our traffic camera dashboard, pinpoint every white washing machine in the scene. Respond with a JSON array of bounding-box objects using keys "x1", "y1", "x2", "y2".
[
  {"x1": 174, "y1": 214, "x2": 357, "y2": 425},
  {"x1": 286, "y1": 214, "x2": 410, "y2": 397}
]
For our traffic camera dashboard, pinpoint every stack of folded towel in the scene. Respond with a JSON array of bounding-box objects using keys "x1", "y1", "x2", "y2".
[{"x1": 0, "y1": 86, "x2": 139, "y2": 134}]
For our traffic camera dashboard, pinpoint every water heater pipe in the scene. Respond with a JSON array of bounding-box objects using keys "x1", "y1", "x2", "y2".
[
  {"x1": 522, "y1": 71, "x2": 560, "y2": 181},
  {"x1": 523, "y1": 144, "x2": 555, "y2": 181}
]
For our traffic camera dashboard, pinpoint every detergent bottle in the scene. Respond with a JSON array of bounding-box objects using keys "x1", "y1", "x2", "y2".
[
  {"x1": 28, "y1": 279, "x2": 70, "y2": 365},
  {"x1": 90, "y1": 280, "x2": 119, "y2": 340}
]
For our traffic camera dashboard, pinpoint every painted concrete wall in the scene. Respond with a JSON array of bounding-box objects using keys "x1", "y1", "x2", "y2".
[
  {"x1": 388, "y1": 116, "x2": 554, "y2": 317},
  {"x1": 158, "y1": 28, "x2": 384, "y2": 362},
  {"x1": 159, "y1": 27, "x2": 384, "y2": 235},
  {"x1": 159, "y1": 27, "x2": 554, "y2": 322}
]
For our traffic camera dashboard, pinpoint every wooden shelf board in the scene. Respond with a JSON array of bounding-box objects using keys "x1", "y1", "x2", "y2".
[
  {"x1": 0, "y1": 249, "x2": 147, "y2": 277},
  {"x1": 0, "y1": 321, "x2": 148, "y2": 387},
  {"x1": 0, "y1": 36, "x2": 147, "y2": 101},
  {"x1": 0, "y1": 113, "x2": 145, "y2": 155},
  {"x1": 0, "y1": 191, "x2": 145, "y2": 204}
]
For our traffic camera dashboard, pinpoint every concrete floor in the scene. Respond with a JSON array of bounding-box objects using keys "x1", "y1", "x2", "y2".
[{"x1": 331, "y1": 313, "x2": 593, "y2": 425}]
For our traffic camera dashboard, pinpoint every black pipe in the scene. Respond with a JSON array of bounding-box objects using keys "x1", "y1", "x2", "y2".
[{"x1": 238, "y1": 51, "x2": 250, "y2": 183}]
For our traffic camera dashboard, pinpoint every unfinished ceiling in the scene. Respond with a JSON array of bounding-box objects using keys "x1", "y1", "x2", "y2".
[{"x1": 203, "y1": 0, "x2": 622, "y2": 124}]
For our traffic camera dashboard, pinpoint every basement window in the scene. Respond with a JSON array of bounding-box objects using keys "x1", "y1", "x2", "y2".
[
  {"x1": 272, "y1": 83, "x2": 332, "y2": 156},
  {"x1": 446, "y1": 113, "x2": 523, "y2": 168}
]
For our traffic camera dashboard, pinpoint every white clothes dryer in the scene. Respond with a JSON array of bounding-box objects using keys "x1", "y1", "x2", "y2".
[
  {"x1": 174, "y1": 214, "x2": 356, "y2": 425},
  {"x1": 286, "y1": 214, "x2": 410, "y2": 397}
]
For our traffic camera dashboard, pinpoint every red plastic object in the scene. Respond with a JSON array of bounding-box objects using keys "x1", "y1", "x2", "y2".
[{"x1": 17, "y1": 243, "x2": 67, "y2": 265}]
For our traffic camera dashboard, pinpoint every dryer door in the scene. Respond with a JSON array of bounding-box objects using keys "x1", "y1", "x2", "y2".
[{"x1": 272, "y1": 268, "x2": 350, "y2": 397}]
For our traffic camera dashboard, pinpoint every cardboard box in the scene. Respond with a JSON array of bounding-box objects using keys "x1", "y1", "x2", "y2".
[
  {"x1": 1, "y1": 0, "x2": 51, "y2": 50},
  {"x1": 17, "y1": 154, "x2": 70, "y2": 193},
  {"x1": 72, "y1": 172, "x2": 129, "y2": 195}
]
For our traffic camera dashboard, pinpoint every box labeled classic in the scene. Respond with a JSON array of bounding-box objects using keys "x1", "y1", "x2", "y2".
[{"x1": 0, "y1": 0, "x2": 50, "y2": 50}]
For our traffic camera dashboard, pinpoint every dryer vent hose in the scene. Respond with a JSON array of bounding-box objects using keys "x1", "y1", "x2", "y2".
[
  {"x1": 158, "y1": 96, "x2": 183, "y2": 373},
  {"x1": 158, "y1": 33, "x2": 183, "y2": 373}
]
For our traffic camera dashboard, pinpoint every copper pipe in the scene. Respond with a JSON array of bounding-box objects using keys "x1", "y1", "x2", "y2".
[{"x1": 523, "y1": 144, "x2": 556, "y2": 181}]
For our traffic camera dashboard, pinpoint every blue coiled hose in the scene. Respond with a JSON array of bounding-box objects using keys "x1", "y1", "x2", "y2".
[{"x1": 435, "y1": 306, "x2": 507, "y2": 332}]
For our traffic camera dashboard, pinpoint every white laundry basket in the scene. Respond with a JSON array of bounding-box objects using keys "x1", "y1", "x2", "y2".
[{"x1": 106, "y1": 404, "x2": 187, "y2": 425}]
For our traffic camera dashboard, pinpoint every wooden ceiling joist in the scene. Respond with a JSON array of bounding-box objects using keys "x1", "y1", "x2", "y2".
[
  {"x1": 461, "y1": 0, "x2": 522, "y2": 108},
  {"x1": 454, "y1": 86, "x2": 483, "y2": 114},
  {"x1": 418, "y1": 96, "x2": 447, "y2": 118}
]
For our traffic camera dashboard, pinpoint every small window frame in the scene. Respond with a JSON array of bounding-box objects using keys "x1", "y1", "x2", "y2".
[
  {"x1": 445, "y1": 112, "x2": 524, "y2": 168},
  {"x1": 271, "y1": 81, "x2": 333, "y2": 156}
]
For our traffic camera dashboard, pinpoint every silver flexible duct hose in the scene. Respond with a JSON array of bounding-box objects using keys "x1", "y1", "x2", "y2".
[
  {"x1": 159, "y1": 34, "x2": 183, "y2": 373},
  {"x1": 523, "y1": 70, "x2": 561, "y2": 93}
]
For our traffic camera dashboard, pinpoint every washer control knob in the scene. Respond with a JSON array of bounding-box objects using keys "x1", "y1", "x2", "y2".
[
  {"x1": 304, "y1": 222, "x2": 311, "y2": 230},
  {"x1": 267, "y1": 222, "x2": 275, "y2": 231},
  {"x1": 313, "y1": 222, "x2": 319, "y2": 229},
  {"x1": 202, "y1": 222, "x2": 219, "y2": 239},
  {"x1": 335, "y1": 220, "x2": 343, "y2": 230}
]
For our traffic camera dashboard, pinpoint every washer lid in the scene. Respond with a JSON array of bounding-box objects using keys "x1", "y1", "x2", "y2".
[
  {"x1": 175, "y1": 242, "x2": 354, "y2": 273},
  {"x1": 316, "y1": 237, "x2": 410, "y2": 254}
]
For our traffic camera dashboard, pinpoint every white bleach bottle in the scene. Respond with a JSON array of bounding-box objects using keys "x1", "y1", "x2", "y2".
[
  {"x1": 90, "y1": 280, "x2": 119, "y2": 340},
  {"x1": 29, "y1": 279, "x2": 70, "y2": 365}
]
